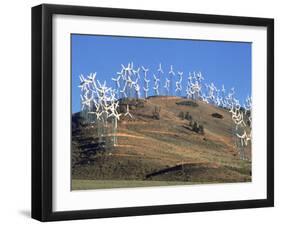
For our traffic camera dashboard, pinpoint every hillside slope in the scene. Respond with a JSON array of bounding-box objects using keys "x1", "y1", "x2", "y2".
[{"x1": 72, "y1": 97, "x2": 251, "y2": 189}]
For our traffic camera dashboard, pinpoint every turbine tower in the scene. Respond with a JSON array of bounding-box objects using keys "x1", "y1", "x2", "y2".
[
  {"x1": 142, "y1": 66, "x2": 150, "y2": 98},
  {"x1": 124, "y1": 104, "x2": 133, "y2": 119},
  {"x1": 153, "y1": 74, "x2": 160, "y2": 96},
  {"x1": 168, "y1": 65, "x2": 175, "y2": 96},
  {"x1": 175, "y1": 71, "x2": 183, "y2": 96}
]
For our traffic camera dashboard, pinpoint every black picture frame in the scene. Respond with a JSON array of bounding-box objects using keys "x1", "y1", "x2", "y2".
[{"x1": 32, "y1": 4, "x2": 274, "y2": 222}]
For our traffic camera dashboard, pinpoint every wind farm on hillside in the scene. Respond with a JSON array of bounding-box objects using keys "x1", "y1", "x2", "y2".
[{"x1": 72, "y1": 62, "x2": 252, "y2": 190}]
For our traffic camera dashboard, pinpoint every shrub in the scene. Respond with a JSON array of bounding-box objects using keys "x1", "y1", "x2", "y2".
[
  {"x1": 211, "y1": 112, "x2": 223, "y2": 119},
  {"x1": 185, "y1": 112, "x2": 193, "y2": 121},
  {"x1": 184, "y1": 112, "x2": 189, "y2": 120},
  {"x1": 137, "y1": 100, "x2": 145, "y2": 108},
  {"x1": 192, "y1": 121, "x2": 199, "y2": 133},
  {"x1": 178, "y1": 111, "x2": 185, "y2": 120},
  {"x1": 152, "y1": 106, "x2": 161, "y2": 120},
  {"x1": 198, "y1": 124, "x2": 204, "y2": 134},
  {"x1": 176, "y1": 100, "x2": 198, "y2": 107}
]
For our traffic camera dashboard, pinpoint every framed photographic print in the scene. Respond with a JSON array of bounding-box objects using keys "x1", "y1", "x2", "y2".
[{"x1": 32, "y1": 4, "x2": 274, "y2": 221}]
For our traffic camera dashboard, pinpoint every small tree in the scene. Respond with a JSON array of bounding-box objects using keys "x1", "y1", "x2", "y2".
[
  {"x1": 178, "y1": 111, "x2": 185, "y2": 120},
  {"x1": 185, "y1": 112, "x2": 192, "y2": 121},
  {"x1": 152, "y1": 106, "x2": 161, "y2": 120},
  {"x1": 198, "y1": 124, "x2": 204, "y2": 134},
  {"x1": 192, "y1": 121, "x2": 199, "y2": 133}
]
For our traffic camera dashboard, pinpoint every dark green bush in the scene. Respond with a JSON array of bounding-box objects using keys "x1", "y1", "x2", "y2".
[
  {"x1": 211, "y1": 112, "x2": 223, "y2": 119},
  {"x1": 185, "y1": 112, "x2": 193, "y2": 120},
  {"x1": 192, "y1": 121, "x2": 199, "y2": 133},
  {"x1": 178, "y1": 111, "x2": 185, "y2": 120},
  {"x1": 198, "y1": 124, "x2": 204, "y2": 134},
  {"x1": 176, "y1": 100, "x2": 198, "y2": 107},
  {"x1": 152, "y1": 106, "x2": 161, "y2": 120}
]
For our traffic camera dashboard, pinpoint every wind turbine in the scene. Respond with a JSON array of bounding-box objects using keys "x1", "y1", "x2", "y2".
[
  {"x1": 112, "y1": 75, "x2": 121, "y2": 98},
  {"x1": 120, "y1": 81, "x2": 128, "y2": 98},
  {"x1": 236, "y1": 130, "x2": 251, "y2": 146},
  {"x1": 78, "y1": 74, "x2": 91, "y2": 91},
  {"x1": 121, "y1": 62, "x2": 134, "y2": 77},
  {"x1": 153, "y1": 74, "x2": 160, "y2": 96},
  {"x1": 142, "y1": 66, "x2": 149, "y2": 75},
  {"x1": 219, "y1": 84, "x2": 227, "y2": 107},
  {"x1": 175, "y1": 71, "x2": 183, "y2": 95},
  {"x1": 197, "y1": 71, "x2": 204, "y2": 82},
  {"x1": 227, "y1": 95, "x2": 251, "y2": 160},
  {"x1": 142, "y1": 66, "x2": 150, "y2": 98},
  {"x1": 134, "y1": 83, "x2": 141, "y2": 99},
  {"x1": 80, "y1": 94, "x2": 91, "y2": 111},
  {"x1": 186, "y1": 72, "x2": 202, "y2": 100},
  {"x1": 133, "y1": 67, "x2": 141, "y2": 79},
  {"x1": 143, "y1": 87, "x2": 149, "y2": 98},
  {"x1": 164, "y1": 78, "x2": 170, "y2": 96},
  {"x1": 168, "y1": 65, "x2": 175, "y2": 96},
  {"x1": 157, "y1": 63, "x2": 164, "y2": 74},
  {"x1": 156, "y1": 63, "x2": 164, "y2": 95},
  {"x1": 124, "y1": 104, "x2": 133, "y2": 119},
  {"x1": 112, "y1": 75, "x2": 121, "y2": 88},
  {"x1": 169, "y1": 65, "x2": 175, "y2": 76}
]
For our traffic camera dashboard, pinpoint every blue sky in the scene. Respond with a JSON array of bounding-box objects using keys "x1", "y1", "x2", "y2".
[{"x1": 71, "y1": 34, "x2": 251, "y2": 113}]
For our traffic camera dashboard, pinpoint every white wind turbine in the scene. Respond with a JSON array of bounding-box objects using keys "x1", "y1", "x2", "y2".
[
  {"x1": 169, "y1": 65, "x2": 175, "y2": 76},
  {"x1": 157, "y1": 63, "x2": 164, "y2": 74},
  {"x1": 120, "y1": 81, "x2": 128, "y2": 98},
  {"x1": 112, "y1": 74, "x2": 121, "y2": 98},
  {"x1": 107, "y1": 92, "x2": 122, "y2": 146},
  {"x1": 168, "y1": 65, "x2": 175, "y2": 96},
  {"x1": 197, "y1": 71, "x2": 204, "y2": 82},
  {"x1": 244, "y1": 95, "x2": 252, "y2": 113},
  {"x1": 143, "y1": 87, "x2": 149, "y2": 98},
  {"x1": 153, "y1": 74, "x2": 160, "y2": 96},
  {"x1": 164, "y1": 78, "x2": 170, "y2": 96},
  {"x1": 185, "y1": 72, "x2": 193, "y2": 99},
  {"x1": 120, "y1": 63, "x2": 133, "y2": 98},
  {"x1": 142, "y1": 66, "x2": 150, "y2": 98},
  {"x1": 112, "y1": 75, "x2": 121, "y2": 88},
  {"x1": 225, "y1": 87, "x2": 236, "y2": 109},
  {"x1": 80, "y1": 93, "x2": 92, "y2": 111},
  {"x1": 228, "y1": 96, "x2": 251, "y2": 160},
  {"x1": 205, "y1": 82, "x2": 220, "y2": 105},
  {"x1": 218, "y1": 84, "x2": 227, "y2": 108},
  {"x1": 121, "y1": 62, "x2": 133, "y2": 77},
  {"x1": 175, "y1": 71, "x2": 183, "y2": 95},
  {"x1": 244, "y1": 95, "x2": 252, "y2": 126},
  {"x1": 236, "y1": 131, "x2": 251, "y2": 147},
  {"x1": 134, "y1": 83, "x2": 141, "y2": 99},
  {"x1": 157, "y1": 63, "x2": 164, "y2": 95},
  {"x1": 93, "y1": 75, "x2": 123, "y2": 145},
  {"x1": 187, "y1": 72, "x2": 202, "y2": 100},
  {"x1": 133, "y1": 67, "x2": 141, "y2": 79},
  {"x1": 124, "y1": 104, "x2": 133, "y2": 119},
  {"x1": 142, "y1": 66, "x2": 149, "y2": 76}
]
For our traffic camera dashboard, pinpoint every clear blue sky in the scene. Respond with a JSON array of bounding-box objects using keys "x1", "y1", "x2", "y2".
[{"x1": 71, "y1": 34, "x2": 251, "y2": 113}]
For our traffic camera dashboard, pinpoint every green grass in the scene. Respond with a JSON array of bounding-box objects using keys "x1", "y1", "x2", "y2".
[{"x1": 72, "y1": 179, "x2": 194, "y2": 190}]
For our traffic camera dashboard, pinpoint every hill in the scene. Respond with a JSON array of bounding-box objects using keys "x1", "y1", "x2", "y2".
[{"x1": 71, "y1": 96, "x2": 251, "y2": 190}]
